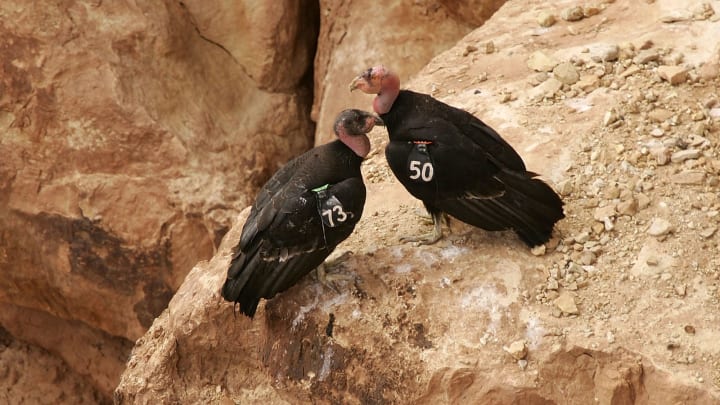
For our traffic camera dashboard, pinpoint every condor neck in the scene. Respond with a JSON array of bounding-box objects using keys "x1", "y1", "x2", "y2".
[
  {"x1": 337, "y1": 131, "x2": 371, "y2": 158},
  {"x1": 373, "y1": 74, "x2": 400, "y2": 115}
]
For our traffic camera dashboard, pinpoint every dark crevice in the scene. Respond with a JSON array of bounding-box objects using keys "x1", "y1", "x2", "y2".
[{"x1": 299, "y1": 0, "x2": 321, "y2": 148}]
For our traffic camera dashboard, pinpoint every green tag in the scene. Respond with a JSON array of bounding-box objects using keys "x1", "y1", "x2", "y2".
[{"x1": 312, "y1": 184, "x2": 330, "y2": 192}]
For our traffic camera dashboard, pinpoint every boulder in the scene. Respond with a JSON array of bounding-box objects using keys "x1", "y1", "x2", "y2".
[{"x1": 0, "y1": 0, "x2": 314, "y2": 400}]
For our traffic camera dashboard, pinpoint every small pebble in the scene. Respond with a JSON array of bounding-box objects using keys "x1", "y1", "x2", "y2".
[{"x1": 647, "y1": 218, "x2": 673, "y2": 236}]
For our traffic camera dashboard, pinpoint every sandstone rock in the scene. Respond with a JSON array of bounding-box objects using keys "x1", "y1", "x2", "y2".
[
  {"x1": 693, "y1": 2, "x2": 716, "y2": 20},
  {"x1": 620, "y1": 65, "x2": 641, "y2": 78},
  {"x1": 590, "y1": 44, "x2": 620, "y2": 62},
  {"x1": 0, "y1": 1, "x2": 315, "y2": 401},
  {"x1": 181, "y1": 1, "x2": 318, "y2": 92},
  {"x1": 575, "y1": 74, "x2": 601, "y2": 91},
  {"x1": 670, "y1": 149, "x2": 701, "y2": 163},
  {"x1": 647, "y1": 218, "x2": 673, "y2": 237},
  {"x1": 0, "y1": 329, "x2": 103, "y2": 404},
  {"x1": 698, "y1": 63, "x2": 719, "y2": 80},
  {"x1": 670, "y1": 171, "x2": 705, "y2": 184},
  {"x1": 653, "y1": 146, "x2": 671, "y2": 165},
  {"x1": 616, "y1": 198, "x2": 639, "y2": 216},
  {"x1": 438, "y1": 0, "x2": 510, "y2": 26},
  {"x1": 637, "y1": 193, "x2": 651, "y2": 209},
  {"x1": 657, "y1": 65, "x2": 688, "y2": 85},
  {"x1": 531, "y1": 244, "x2": 547, "y2": 256},
  {"x1": 503, "y1": 340, "x2": 528, "y2": 360},
  {"x1": 583, "y1": 6, "x2": 601, "y2": 18},
  {"x1": 700, "y1": 226, "x2": 717, "y2": 239},
  {"x1": 580, "y1": 251, "x2": 597, "y2": 266},
  {"x1": 554, "y1": 292, "x2": 579, "y2": 314},
  {"x1": 537, "y1": 11, "x2": 557, "y2": 27},
  {"x1": 553, "y1": 62, "x2": 580, "y2": 85},
  {"x1": 660, "y1": 10, "x2": 693, "y2": 23},
  {"x1": 528, "y1": 51, "x2": 560, "y2": 72},
  {"x1": 480, "y1": 41, "x2": 496, "y2": 54},
  {"x1": 594, "y1": 204, "x2": 617, "y2": 231},
  {"x1": 648, "y1": 108, "x2": 674, "y2": 123},
  {"x1": 561, "y1": 6, "x2": 585, "y2": 21},
  {"x1": 528, "y1": 77, "x2": 563, "y2": 100},
  {"x1": 634, "y1": 49, "x2": 660, "y2": 64},
  {"x1": 603, "y1": 109, "x2": 621, "y2": 126}
]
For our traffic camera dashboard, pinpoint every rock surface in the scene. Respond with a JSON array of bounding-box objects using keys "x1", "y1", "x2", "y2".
[
  {"x1": 117, "y1": 0, "x2": 720, "y2": 403},
  {"x1": 0, "y1": 0, "x2": 315, "y2": 401}
]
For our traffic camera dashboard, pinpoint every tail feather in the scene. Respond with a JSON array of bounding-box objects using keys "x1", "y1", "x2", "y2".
[
  {"x1": 440, "y1": 171, "x2": 564, "y2": 247},
  {"x1": 221, "y1": 244, "x2": 333, "y2": 318},
  {"x1": 222, "y1": 246, "x2": 265, "y2": 317}
]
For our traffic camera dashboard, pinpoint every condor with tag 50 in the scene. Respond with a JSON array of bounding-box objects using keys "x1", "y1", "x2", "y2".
[{"x1": 352, "y1": 65, "x2": 564, "y2": 247}]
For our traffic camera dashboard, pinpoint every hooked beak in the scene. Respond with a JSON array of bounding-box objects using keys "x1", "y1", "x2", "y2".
[{"x1": 349, "y1": 75, "x2": 364, "y2": 92}]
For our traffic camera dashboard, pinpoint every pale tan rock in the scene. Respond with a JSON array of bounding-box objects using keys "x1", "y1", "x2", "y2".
[
  {"x1": 653, "y1": 146, "x2": 672, "y2": 165},
  {"x1": 181, "y1": 1, "x2": 318, "y2": 91},
  {"x1": 594, "y1": 204, "x2": 617, "y2": 222},
  {"x1": 620, "y1": 65, "x2": 641, "y2": 78},
  {"x1": 575, "y1": 74, "x2": 601, "y2": 91},
  {"x1": 616, "y1": 198, "x2": 639, "y2": 216},
  {"x1": 634, "y1": 49, "x2": 660, "y2": 64},
  {"x1": 648, "y1": 108, "x2": 674, "y2": 123},
  {"x1": 537, "y1": 11, "x2": 557, "y2": 27},
  {"x1": 554, "y1": 292, "x2": 579, "y2": 314},
  {"x1": 553, "y1": 62, "x2": 580, "y2": 85},
  {"x1": 503, "y1": 340, "x2": 528, "y2": 360},
  {"x1": 657, "y1": 65, "x2": 688, "y2": 85},
  {"x1": 528, "y1": 51, "x2": 560, "y2": 72},
  {"x1": 561, "y1": 6, "x2": 585, "y2": 21},
  {"x1": 647, "y1": 218, "x2": 673, "y2": 237},
  {"x1": 590, "y1": 44, "x2": 620, "y2": 62},
  {"x1": 671, "y1": 171, "x2": 706, "y2": 184},
  {"x1": 698, "y1": 62, "x2": 720, "y2": 80},
  {"x1": 671, "y1": 149, "x2": 701, "y2": 163},
  {"x1": 528, "y1": 77, "x2": 563, "y2": 101}
]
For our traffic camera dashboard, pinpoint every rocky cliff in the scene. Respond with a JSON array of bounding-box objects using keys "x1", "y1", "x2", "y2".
[
  {"x1": 115, "y1": 0, "x2": 720, "y2": 404},
  {"x1": 0, "y1": 0, "x2": 497, "y2": 403}
]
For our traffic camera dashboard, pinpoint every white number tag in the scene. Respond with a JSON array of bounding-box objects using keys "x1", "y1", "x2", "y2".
[
  {"x1": 315, "y1": 192, "x2": 351, "y2": 228},
  {"x1": 409, "y1": 160, "x2": 434, "y2": 181},
  {"x1": 407, "y1": 143, "x2": 434, "y2": 182}
]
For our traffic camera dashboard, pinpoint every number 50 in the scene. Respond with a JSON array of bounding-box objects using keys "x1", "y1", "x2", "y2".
[{"x1": 409, "y1": 160, "x2": 434, "y2": 182}]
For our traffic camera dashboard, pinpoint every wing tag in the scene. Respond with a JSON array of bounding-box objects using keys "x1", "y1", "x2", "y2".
[
  {"x1": 407, "y1": 142, "x2": 435, "y2": 182},
  {"x1": 314, "y1": 187, "x2": 350, "y2": 228}
]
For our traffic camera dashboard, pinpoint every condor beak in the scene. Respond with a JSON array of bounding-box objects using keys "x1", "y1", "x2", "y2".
[
  {"x1": 372, "y1": 115, "x2": 384, "y2": 126},
  {"x1": 349, "y1": 75, "x2": 364, "y2": 92}
]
